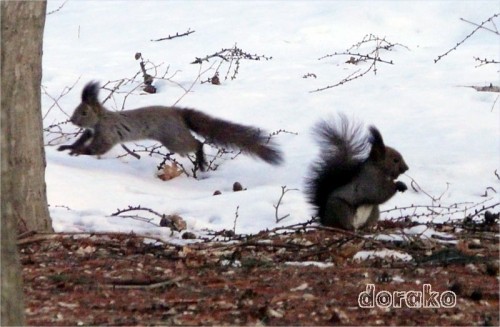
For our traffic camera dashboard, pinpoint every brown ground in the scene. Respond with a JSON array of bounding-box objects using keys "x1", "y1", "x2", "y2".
[{"x1": 20, "y1": 220, "x2": 499, "y2": 326}]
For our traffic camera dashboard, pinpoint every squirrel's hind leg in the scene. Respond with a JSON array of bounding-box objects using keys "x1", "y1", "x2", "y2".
[
  {"x1": 195, "y1": 142, "x2": 206, "y2": 171},
  {"x1": 364, "y1": 205, "x2": 380, "y2": 229},
  {"x1": 160, "y1": 134, "x2": 206, "y2": 172},
  {"x1": 322, "y1": 196, "x2": 357, "y2": 230}
]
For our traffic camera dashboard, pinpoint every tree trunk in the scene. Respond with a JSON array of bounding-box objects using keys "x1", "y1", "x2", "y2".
[
  {"x1": 1, "y1": 1, "x2": 51, "y2": 325},
  {"x1": 1, "y1": 1, "x2": 52, "y2": 232}
]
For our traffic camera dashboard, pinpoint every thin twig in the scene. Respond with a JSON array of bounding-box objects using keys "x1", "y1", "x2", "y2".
[
  {"x1": 318, "y1": 52, "x2": 394, "y2": 65},
  {"x1": 459, "y1": 84, "x2": 500, "y2": 93},
  {"x1": 120, "y1": 144, "x2": 141, "y2": 159},
  {"x1": 172, "y1": 62, "x2": 216, "y2": 106},
  {"x1": 474, "y1": 57, "x2": 500, "y2": 67},
  {"x1": 491, "y1": 94, "x2": 499, "y2": 112},
  {"x1": 312, "y1": 34, "x2": 406, "y2": 92},
  {"x1": 151, "y1": 29, "x2": 195, "y2": 42},
  {"x1": 106, "y1": 277, "x2": 186, "y2": 289},
  {"x1": 111, "y1": 205, "x2": 163, "y2": 218},
  {"x1": 42, "y1": 76, "x2": 81, "y2": 119},
  {"x1": 460, "y1": 17, "x2": 500, "y2": 35},
  {"x1": 273, "y1": 186, "x2": 299, "y2": 223},
  {"x1": 47, "y1": 0, "x2": 68, "y2": 15},
  {"x1": 407, "y1": 174, "x2": 449, "y2": 202},
  {"x1": 233, "y1": 206, "x2": 239, "y2": 235},
  {"x1": 434, "y1": 13, "x2": 500, "y2": 63}
]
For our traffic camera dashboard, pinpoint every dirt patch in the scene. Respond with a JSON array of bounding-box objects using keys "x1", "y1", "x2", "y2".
[{"x1": 20, "y1": 221, "x2": 499, "y2": 326}]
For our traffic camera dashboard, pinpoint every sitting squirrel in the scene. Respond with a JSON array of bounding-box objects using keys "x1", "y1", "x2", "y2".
[
  {"x1": 58, "y1": 81, "x2": 283, "y2": 170},
  {"x1": 306, "y1": 115, "x2": 409, "y2": 230}
]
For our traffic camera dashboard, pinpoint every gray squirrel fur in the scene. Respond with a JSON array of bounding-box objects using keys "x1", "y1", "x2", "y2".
[
  {"x1": 58, "y1": 81, "x2": 283, "y2": 170},
  {"x1": 306, "y1": 115, "x2": 409, "y2": 230}
]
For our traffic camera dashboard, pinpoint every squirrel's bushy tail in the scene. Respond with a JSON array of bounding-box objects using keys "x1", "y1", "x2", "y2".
[
  {"x1": 306, "y1": 114, "x2": 370, "y2": 219},
  {"x1": 178, "y1": 108, "x2": 283, "y2": 165}
]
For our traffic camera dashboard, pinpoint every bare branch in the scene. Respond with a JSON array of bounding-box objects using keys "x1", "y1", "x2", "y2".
[
  {"x1": 310, "y1": 66, "x2": 368, "y2": 93},
  {"x1": 47, "y1": 0, "x2": 68, "y2": 15},
  {"x1": 233, "y1": 206, "x2": 239, "y2": 235},
  {"x1": 318, "y1": 52, "x2": 394, "y2": 65},
  {"x1": 273, "y1": 186, "x2": 299, "y2": 223},
  {"x1": 151, "y1": 28, "x2": 195, "y2": 42},
  {"x1": 111, "y1": 205, "x2": 163, "y2": 218},
  {"x1": 434, "y1": 13, "x2": 500, "y2": 63},
  {"x1": 191, "y1": 44, "x2": 272, "y2": 82},
  {"x1": 460, "y1": 17, "x2": 500, "y2": 35},
  {"x1": 42, "y1": 77, "x2": 81, "y2": 119},
  {"x1": 312, "y1": 34, "x2": 407, "y2": 92},
  {"x1": 406, "y1": 174, "x2": 450, "y2": 203},
  {"x1": 459, "y1": 84, "x2": 500, "y2": 93},
  {"x1": 492, "y1": 95, "x2": 500, "y2": 112},
  {"x1": 172, "y1": 62, "x2": 216, "y2": 106},
  {"x1": 474, "y1": 56, "x2": 500, "y2": 67},
  {"x1": 120, "y1": 144, "x2": 140, "y2": 159}
]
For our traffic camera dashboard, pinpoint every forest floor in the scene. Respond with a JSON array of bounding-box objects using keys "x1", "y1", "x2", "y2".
[{"x1": 20, "y1": 218, "x2": 499, "y2": 326}]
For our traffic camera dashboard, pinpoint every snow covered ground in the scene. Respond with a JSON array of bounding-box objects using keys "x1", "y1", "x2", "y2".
[{"x1": 42, "y1": 1, "x2": 499, "y2": 243}]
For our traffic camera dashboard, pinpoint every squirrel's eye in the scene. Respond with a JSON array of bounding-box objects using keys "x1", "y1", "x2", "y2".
[
  {"x1": 81, "y1": 110, "x2": 87, "y2": 116},
  {"x1": 393, "y1": 158, "x2": 400, "y2": 163}
]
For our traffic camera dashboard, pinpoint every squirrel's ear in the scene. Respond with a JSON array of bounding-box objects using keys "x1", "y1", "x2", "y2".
[
  {"x1": 368, "y1": 126, "x2": 386, "y2": 161},
  {"x1": 81, "y1": 81, "x2": 100, "y2": 105}
]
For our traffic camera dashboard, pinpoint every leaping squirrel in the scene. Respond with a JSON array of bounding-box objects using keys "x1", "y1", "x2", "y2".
[
  {"x1": 306, "y1": 115, "x2": 409, "y2": 230},
  {"x1": 58, "y1": 81, "x2": 283, "y2": 170}
]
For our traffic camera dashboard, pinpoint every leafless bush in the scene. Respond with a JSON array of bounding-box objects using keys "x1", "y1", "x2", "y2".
[
  {"x1": 114, "y1": 128, "x2": 293, "y2": 180},
  {"x1": 382, "y1": 173, "x2": 499, "y2": 227},
  {"x1": 192, "y1": 44, "x2": 272, "y2": 83},
  {"x1": 43, "y1": 52, "x2": 212, "y2": 156},
  {"x1": 111, "y1": 205, "x2": 187, "y2": 233},
  {"x1": 311, "y1": 34, "x2": 408, "y2": 92},
  {"x1": 115, "y1": 141, "x2": 243, "y2": 179}
]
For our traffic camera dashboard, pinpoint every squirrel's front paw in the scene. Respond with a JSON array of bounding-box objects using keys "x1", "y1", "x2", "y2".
[
  {"x1": 68, "y1": 148, "x2": 84, "y2": 156},
  {"x1": 395, "y1": 181, "x2": 407, "y2": 192},
  {"x1": 69, "y1": 147, "x2": 91, "y2": 156},
  {"x1": 58, "y1": 145, "x2": 72, "y2": 152}
]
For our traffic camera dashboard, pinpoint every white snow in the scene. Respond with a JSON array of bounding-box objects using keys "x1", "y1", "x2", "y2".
[
  {"x1": 353, "y1": 250, "x2": 413, "y2": 262},
  {"x1": 43, "y1": 1, "x2": 499, "y2": 243},
  {"x1": 285, "y1": 262, "x2": 335, "y2": 269},
  {"x1": 373, "y1": 225, "x2": 457, "y2": 244}
]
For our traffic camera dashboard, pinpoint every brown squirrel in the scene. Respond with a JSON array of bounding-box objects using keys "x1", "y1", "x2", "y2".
[
  {"x1": 58, "y1": 81, "x2": 283, "y2": 170},
  {"x1": 306, "y1": 115, "x2": 409, "y2": 230}
]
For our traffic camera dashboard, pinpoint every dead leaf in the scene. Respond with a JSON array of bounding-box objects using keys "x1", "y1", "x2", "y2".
[{"x1": 158, "y1": 163, "x2": 182, "y2": 181}]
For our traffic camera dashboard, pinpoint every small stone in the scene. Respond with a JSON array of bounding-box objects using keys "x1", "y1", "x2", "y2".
[
  {"x1": 470, "y1": 289, "x2": 482, "y2": 301},
  {"x1": 233, "y1": 182, "x2": 243, "y2": 192},
  {"x1": 485, "y1": 262, "x2": 499, "y2": 276},
  {"x1": 266, "y1": 307, "x2": 284, "y2": 318},
  {"x1": 169, "y1": 214, "x2": 187, "y2": 231},
  {"x1": 290, "y1": 282, "x2": 309, "y2": 292},
  {"x1": 211, "y1": 74, "x2": 220, "y2": 85},
  {"x1": 182, "y1": 232, "x2": 196, "y2": 239},
  {"x1": 160, "y1": 214, "x2": 187, "y2": 231},
  {"x1": 143, "y1": 84, "x2": 156, "y2": 94}
]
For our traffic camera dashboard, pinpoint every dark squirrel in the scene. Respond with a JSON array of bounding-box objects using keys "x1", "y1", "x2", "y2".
[
  {"x1": 58, "y1": 81, "x2": 283, "y2": 170},
  {"x1": 306, "y1": 115, "x2": 409, "y2": 230}
]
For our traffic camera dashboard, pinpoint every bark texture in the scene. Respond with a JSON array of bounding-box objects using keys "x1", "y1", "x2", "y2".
[{"x1": 1, "y1": 1, "x2": 51, "y2": 325}]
